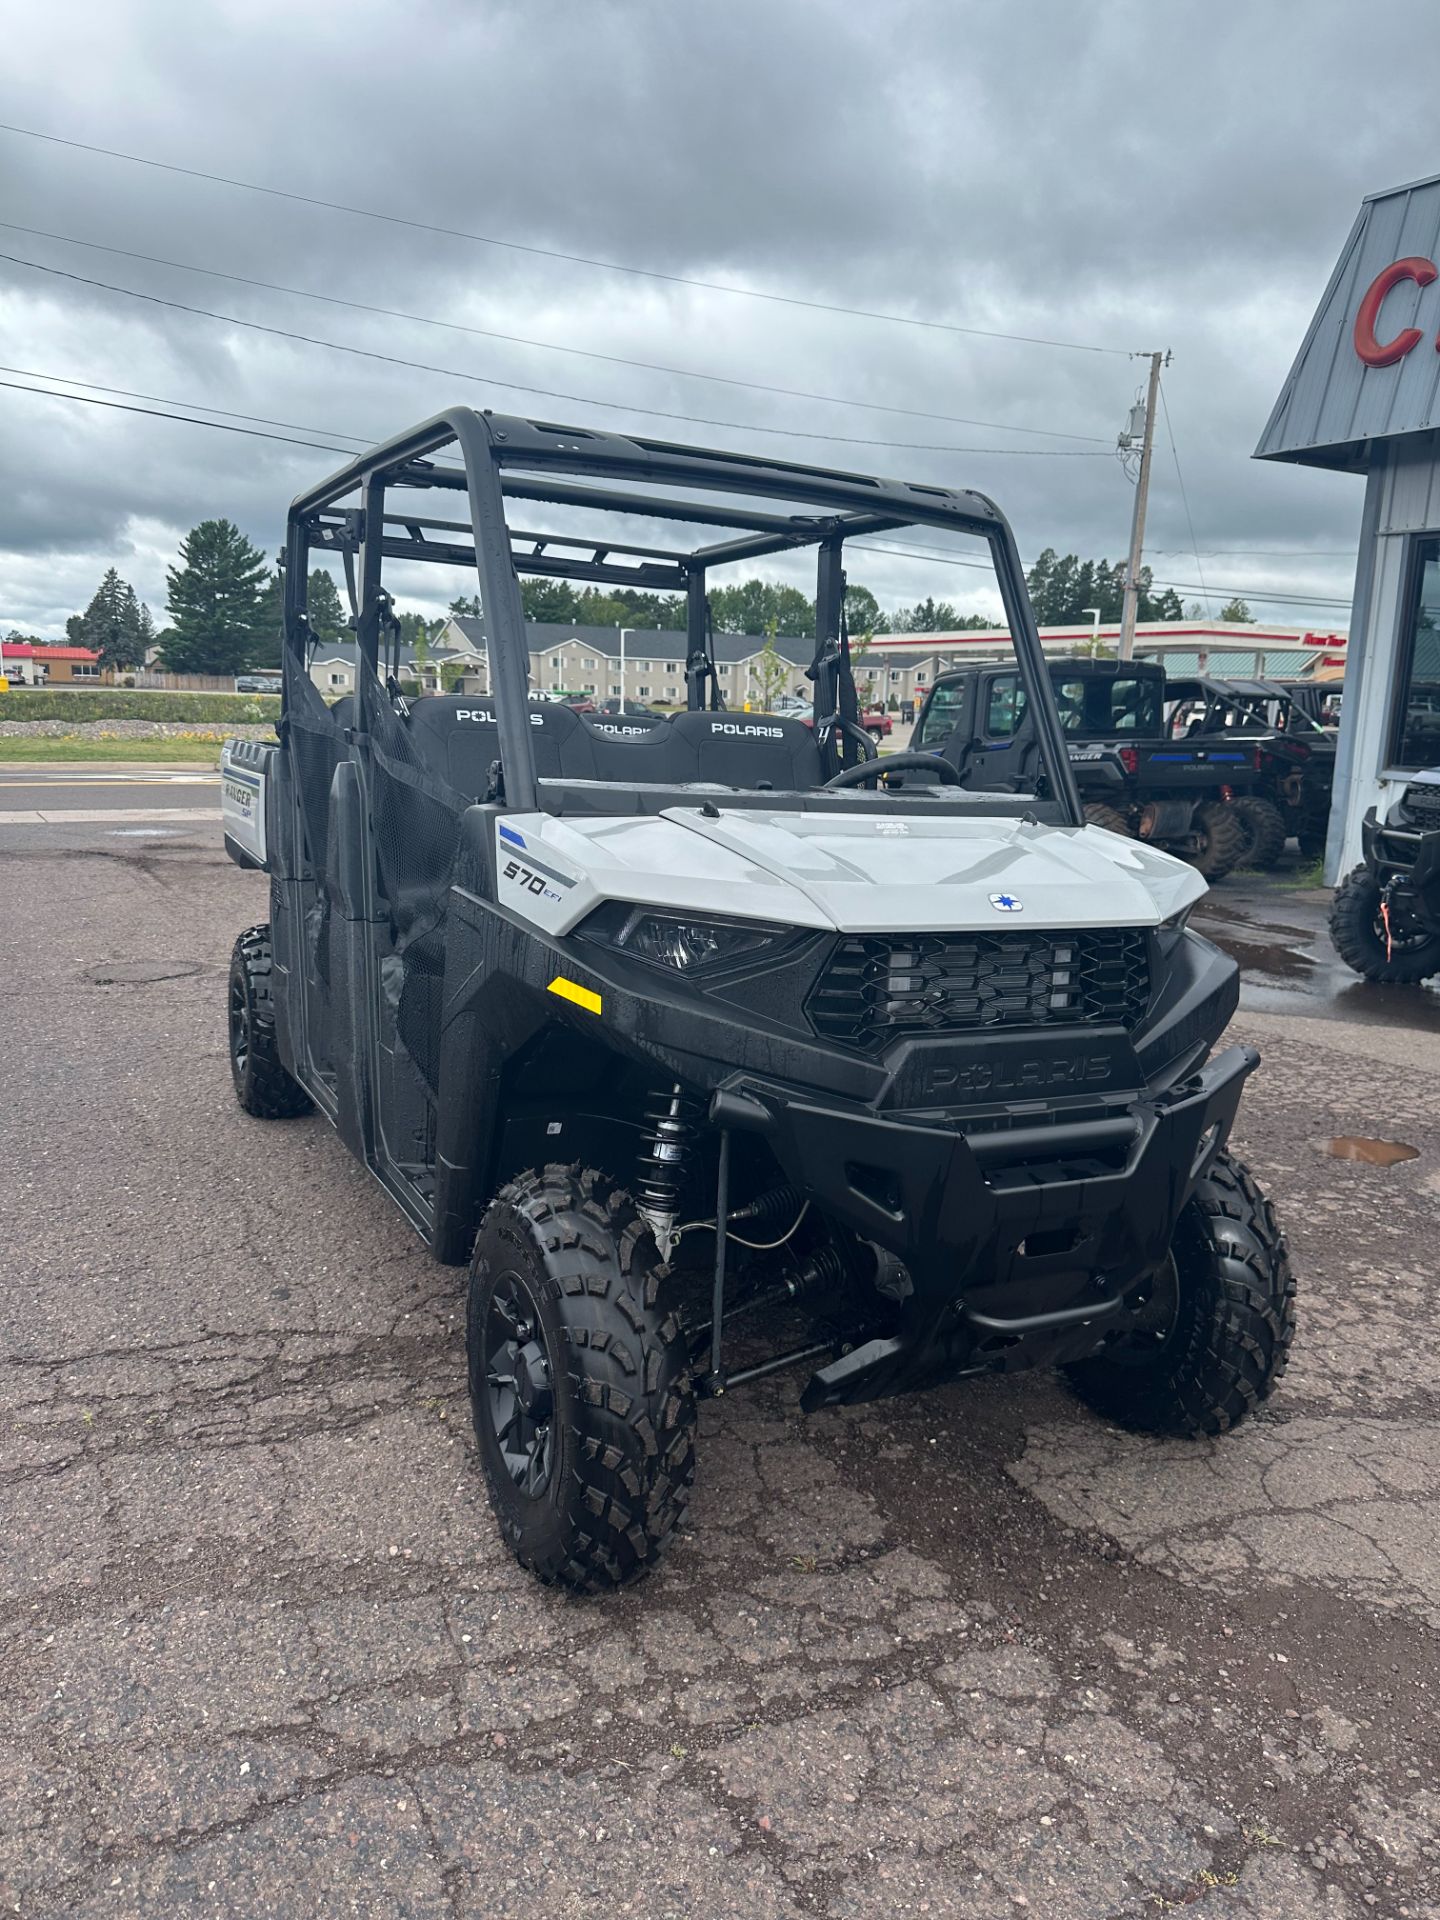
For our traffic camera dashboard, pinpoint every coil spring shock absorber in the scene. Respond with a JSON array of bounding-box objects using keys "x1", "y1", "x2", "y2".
[{"x1": 635, "y1": 1083, "x2": 698, "y2": 1262}]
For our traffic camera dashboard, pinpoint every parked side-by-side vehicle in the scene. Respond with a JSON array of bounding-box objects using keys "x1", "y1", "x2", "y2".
[
  {"x1": 223, "y1": 411, "x2": 1293, "y2": 1589},
  {"x1": 915, "y1": 658, "x2": 1263, "y2": 878}
]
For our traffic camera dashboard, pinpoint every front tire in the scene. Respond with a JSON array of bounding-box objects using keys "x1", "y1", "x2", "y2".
[
  {"x1": 228, "y1": 926, "x2": 312, "y2": 1118},
  {"x1": 467, "y1": 1166, "x2": 696, "y2": 1591},
  {"x1": 1231, "y1": 795, "x2": 1288, "y2": 869},
  {"x1": 1064, "y1": 1150, "x2": 1295, "y2": 1435},
  {"x1": 1084, "y1": 802, "x2": 1133, "y2": 837},
  {"x1": 1188, "y1": 801, "x2": 1247, "y2": 880},
  {"x1": 1330, "y1": 866, "x2": 1440, "y2": 982}
]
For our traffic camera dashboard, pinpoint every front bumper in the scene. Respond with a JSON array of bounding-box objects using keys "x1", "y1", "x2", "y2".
[
  {"x1": 1361, "y1": 808, "x2": 1440, "y2": 931},
  {"x1": 710, "y1": 1042, "x2": 1258, "y2": 1407}
]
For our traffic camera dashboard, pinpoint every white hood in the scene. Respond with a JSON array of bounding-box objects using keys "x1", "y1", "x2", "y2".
[
  {"x1": 667, "y1": 809, "x2": 1203, "y2": 931},
  {"x1": 493, "y1": 805, "x2": 1205, "y2": 938}
]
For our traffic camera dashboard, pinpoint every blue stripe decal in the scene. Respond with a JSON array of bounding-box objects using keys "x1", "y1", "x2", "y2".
[
  {"x1": 223, "y1": 767, "x2": 260, "y2": 789},
  {"x1": 498, "y1": 824, "x2": 526, "y2": 849}
]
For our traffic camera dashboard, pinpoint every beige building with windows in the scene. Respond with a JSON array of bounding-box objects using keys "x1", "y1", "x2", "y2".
[
  {"x1": 298, "y1": 618, "x2": 936, "y2": 709},
  {"x1": 436, "y1": 616, "x2": 825, "y2": 707}
]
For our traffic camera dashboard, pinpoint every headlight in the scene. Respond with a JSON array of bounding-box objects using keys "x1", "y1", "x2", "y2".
[
  {"x1": 577, "y1": 902, "x2": 787, "y2": 973},
  {"x1": 1159, "y1": 905, "x2": 1194, "y2": 935}
]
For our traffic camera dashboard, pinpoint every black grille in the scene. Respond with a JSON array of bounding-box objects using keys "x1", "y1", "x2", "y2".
[
  {"x1": 1402, "y1": 783, "x2": 1440, "y2": 833},
  {"x1": 806, "y1": 928, "x2": 1151, "y2": 1054}
]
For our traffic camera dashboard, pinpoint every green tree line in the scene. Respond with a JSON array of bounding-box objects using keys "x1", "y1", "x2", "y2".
[
  {"x1": 454, "y1": 579, "x2": 991, "y2": 638},
  {"x1": 57, "y1": 525, "x2": 1235, "y2": 682}
]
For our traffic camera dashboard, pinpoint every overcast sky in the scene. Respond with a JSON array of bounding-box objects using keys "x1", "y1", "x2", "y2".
[{"x1": 4, "y1": 0, "x2": 1439, "y2": 640}]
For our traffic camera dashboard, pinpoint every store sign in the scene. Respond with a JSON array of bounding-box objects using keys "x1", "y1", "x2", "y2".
[{"x1": 1354, "y1": 255, "x2": 1440, "y2": 367}]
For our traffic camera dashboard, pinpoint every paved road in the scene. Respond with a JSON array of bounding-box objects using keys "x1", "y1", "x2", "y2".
[
  {"x1": 2, "y1": 819, "x2": 1438, "y2": 1918},
  {"x1": 0, "y1": 768, "x2": 219, "y2": 825}
]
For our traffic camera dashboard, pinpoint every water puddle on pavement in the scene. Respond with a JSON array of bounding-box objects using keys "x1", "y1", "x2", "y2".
[{"x1": 1326, "y1": 1136, "x2": 1420, "y2": 1166}]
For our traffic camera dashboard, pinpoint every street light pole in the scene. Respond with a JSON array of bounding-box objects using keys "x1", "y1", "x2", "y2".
[
  {"x1": 619, "y1": 626, "x2": 633, "y2": 704},
  {"x1": 1119, "y1": 350, "x2": 1166, "y2": 663},
  {"x1": 1081, "y1": 606, "x2": 1102, "y2": 658}
]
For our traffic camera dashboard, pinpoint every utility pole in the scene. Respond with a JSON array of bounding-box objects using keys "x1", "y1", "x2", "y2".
[{"x1": 1118, "y1": 349, "x2": 1166, "y2": 662}]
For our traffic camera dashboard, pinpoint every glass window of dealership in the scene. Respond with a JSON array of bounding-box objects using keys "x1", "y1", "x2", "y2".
[{"x1": 1257, "y1": 170, "x2": 1440, "y2": 875}]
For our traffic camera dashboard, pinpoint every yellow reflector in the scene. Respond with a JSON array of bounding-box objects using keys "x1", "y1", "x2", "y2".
[{"x1": 547, "y1": 975, "x2": 602, "y2": 1016}]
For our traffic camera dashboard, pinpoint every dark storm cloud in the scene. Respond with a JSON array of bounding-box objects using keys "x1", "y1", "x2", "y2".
[{"x1": 1, "y1": 0, "x2": 1431, "y2": 633}]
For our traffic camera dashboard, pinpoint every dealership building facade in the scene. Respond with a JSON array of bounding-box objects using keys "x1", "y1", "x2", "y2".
[{"x1": 1257, "y1": 171, "x2": 1440, "y2": 877}]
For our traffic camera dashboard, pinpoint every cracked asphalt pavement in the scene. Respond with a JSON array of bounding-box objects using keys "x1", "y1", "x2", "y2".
[{"x1": 2, "y1": 820, "x2": 1437, "y2": 1918}]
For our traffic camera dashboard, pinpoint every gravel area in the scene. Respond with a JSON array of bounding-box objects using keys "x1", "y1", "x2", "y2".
[{"x1": 1, "y1": 819, "x2": 1437, "y2": 1918}]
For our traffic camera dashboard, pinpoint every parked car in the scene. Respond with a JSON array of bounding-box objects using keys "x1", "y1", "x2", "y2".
[
  {"x1": 235, "y1": 673, "x2": 283, "y2": 694},
  {"x1": 598, "y1": 697, "x2": 664, "y2": 717},
  {"x1": 791, "y1": 701, "x2": 893, "y2": 740}
]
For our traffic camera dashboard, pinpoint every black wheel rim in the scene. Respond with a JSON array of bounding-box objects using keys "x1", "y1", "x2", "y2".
[
  {"x1": 1106, "y1": 1254, "x2": 1182, "y2": 1365},
  {"x1": 1370, "y1": 904, "x2": 1431, "y2": 953},
  {"x1": 483, "y1": 1272, "x2": 555, "y2": 1497},
  {"x1": 229, "y1": 972, "x2": 250, "y2": 1078}
]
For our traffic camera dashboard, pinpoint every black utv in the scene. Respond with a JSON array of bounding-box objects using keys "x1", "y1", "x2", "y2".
[
  {"x1": 914, "y1": 658, "x2": 1256, "y2": 877},
  {"x1": 1331, "y1": 769, "x2": 1440, "y2": 982},
  {"x1": 1164, "y1": 676, "x2": 1336, "y2": 866},
  {"x1": 221, "y1": 407, "x2": 1293, "y2": 1590}
]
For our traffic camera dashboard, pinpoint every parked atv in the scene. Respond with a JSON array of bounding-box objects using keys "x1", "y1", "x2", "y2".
[
  {"x1": 222, "y1": 407, "x2": 1293, "y2": 1590},
  {"x1": 1164, "y1": 676, "x2": 1336, "y2": 866},
  {"x1": 914, "y1": 659, "x2": 1256, "y2": 878},
  {"x1": 1330, "y1": 771, "x2": 1440, "y2": 982}
]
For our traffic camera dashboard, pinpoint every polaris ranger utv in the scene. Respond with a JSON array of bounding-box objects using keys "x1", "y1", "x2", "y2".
[
  {"x1": 914, "y1": 658, "x2": 1256, "y2": 877},
  {"x1": 222, "y1": 408, "x2": 1293, "y2": 1590},
  {"x1": 1330, "y1": 770, "x2": 1440, "y2": 982},
  {"x1": 1163, "y1": 676, "x2": 1335, "y2": 866}
]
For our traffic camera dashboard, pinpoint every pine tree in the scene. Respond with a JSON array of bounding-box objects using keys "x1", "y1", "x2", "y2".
[
  {"x1": 160, "y1": 520, "x2": 270, "y2": 674},
  {"x1": 307, "y1": 569, "x2": 345, "y2": 642},
  {"x1": 80, "y1": 567, "x2": 147, "y2": 672}
]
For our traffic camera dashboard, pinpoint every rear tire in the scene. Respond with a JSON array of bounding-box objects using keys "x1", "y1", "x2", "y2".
[
  {"x1": 467, "y1": 1166, "x2": 696, "y2": 1591},
  {"x1": 1084, "y1": 802, "x2": 1132, "y2": 837},
  {"x1": 1188, "y1": 801, "x2": 1247, "y2": 879},
  {"x1": 1296, "y1": 822, "x2": 1329, "y2": 862},
  {"x1": 228, "y1": 926, "x2": 312, "y2": 1118},
  {"x1": 1231, "y1": 795, "x2": 1288, "y2": 869},
  {"x1": 1330, "y1": 866, "x2": 1440, "y2": 983},
  {"x1": 1064, "y1": 1150, "x2": 1294, "y2": 1435}
]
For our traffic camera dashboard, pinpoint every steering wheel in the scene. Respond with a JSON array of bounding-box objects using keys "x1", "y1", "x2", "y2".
[{"x1": 823, "y1": 750, "x2": 964, "y2": 790}]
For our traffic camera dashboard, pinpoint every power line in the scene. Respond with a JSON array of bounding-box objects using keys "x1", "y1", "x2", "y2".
[
  {"x1": 1146, "y1": 579, "x2": 1352, "y2": 609},
  {"x1": 1, "y1": 372, "x2": 1355, "y2": 612},
  {"x1": 0, "y1": 251, "x2": 1118, "y2": 458},
  {"x1": 0, "y1": 121, "x2": 1135, "y2": 358},
  {"x1": 1157, "y1": 375, "x2": 1211, "y2": 616},
  {"x1": 0, "y1": 376, "x2": 356, "y2": 454},
  {"x1": 0, "y1": 222, "x2": 1114, "y2": 447},
  {"x1": 855, "y1": 540, "x2": 1352, "y2": 609},
  {"x1": 0, "y1": 363, "x2": 373, "y2": 447},
  {"x1": 1149, "y1": 546, "x2": 1356, "y2": 559}
]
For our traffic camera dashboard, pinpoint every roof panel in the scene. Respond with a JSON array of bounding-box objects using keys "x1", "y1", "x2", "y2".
[{"x1": 1257, "y1": 177, "x2": 1440, "y2": 467}]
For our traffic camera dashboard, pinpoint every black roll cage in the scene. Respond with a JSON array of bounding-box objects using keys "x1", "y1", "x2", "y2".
[{"x1": 282, "y1": 405, "x2": 1082, "y2": 822}]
